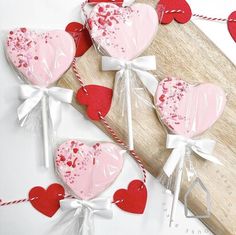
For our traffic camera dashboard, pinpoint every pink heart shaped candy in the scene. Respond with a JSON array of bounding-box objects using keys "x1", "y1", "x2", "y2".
[
  {"x1": 155, "y1": 77, "x2": 226, "y2": 138},
  {"x1": 6, "y1": 28, "x2": 75, "y2": 87},
  {"x1": 55, "y1": 140, "x2": 124, "y2": 199},
  {"x1": 88, "y1": 3, "x2": 158, "y2": 60}
]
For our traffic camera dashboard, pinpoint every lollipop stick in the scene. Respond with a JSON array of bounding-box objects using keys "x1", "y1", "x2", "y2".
[
  {"x1": 41, "y1": 95, "x2": 50, "y2": 168},
  {"x1": 169, "y1": 154, "x2": 185, "y2": 227},
  {"x1": 125, "y1": 69, "x2": 134, "y2": 151}
]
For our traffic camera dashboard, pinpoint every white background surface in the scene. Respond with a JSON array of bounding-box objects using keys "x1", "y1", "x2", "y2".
[{"x1": 0, "y1": 0, "x2": 235, "y2": 234}]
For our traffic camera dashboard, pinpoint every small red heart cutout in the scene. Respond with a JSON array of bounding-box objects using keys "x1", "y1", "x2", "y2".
[
  {"x1": 113, "y1": 180, "x2": 147, "y2": 214},
  {"x1": 65, "y1": 22, "x2": 93, "y2": 57},
  {"x1": 76, "y1": 85, "x2": 113, "y2": 120},
  {"x1": 228, "y1": 11, "x2": 236, "y2": 42},
  {"x1": 158, "y1": 0, "x2": 192, "y2": 24},
  {"x1": 29, "y1": 183, "x2": 65, "y2": 217}
]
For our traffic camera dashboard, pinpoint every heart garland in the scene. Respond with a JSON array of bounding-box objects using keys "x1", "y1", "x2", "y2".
[
  {"x1": 1, "y1": 181, "x2": 147, "y2": 216},
  {"x1": 158, "y1": 1, "x2": 236, "y2": 42}
]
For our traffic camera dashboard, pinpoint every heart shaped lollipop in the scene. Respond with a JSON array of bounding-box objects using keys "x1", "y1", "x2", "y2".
[
  {"x1": 155, "y1": 77, "x2": 226, "y2": 137},
  {"x1": 6, "y1": 28, "x2": 75, "y2": 87},
  {"x1": 88, "y1": 3, "x2": 158, "y2": 60},
  {"x1": 55, "y1": 140, "x2": 124, "y2": 199}
]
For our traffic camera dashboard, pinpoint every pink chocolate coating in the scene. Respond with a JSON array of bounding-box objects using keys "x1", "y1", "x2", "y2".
[
  {"x1": 6, "y1": 28, "x2": 75, "y2": 87},
  {"x1": 88, "y1": 3, "x2": 158, "y2": 60},
  {"x1": 55, "y1": 140, "x2": 124, "y2": 200},
  {"x1": 155, "y1": 77, "x2": 226, "y2": 138}
]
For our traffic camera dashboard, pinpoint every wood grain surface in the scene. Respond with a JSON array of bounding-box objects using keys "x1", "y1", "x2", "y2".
[{"x1": 58, "y1": 5, "x2": 236, "y2": 235}]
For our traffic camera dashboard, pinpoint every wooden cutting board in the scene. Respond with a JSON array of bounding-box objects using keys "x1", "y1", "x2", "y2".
[{"x1": 58, "y1": 3, "x2": 236, "y2": 235}]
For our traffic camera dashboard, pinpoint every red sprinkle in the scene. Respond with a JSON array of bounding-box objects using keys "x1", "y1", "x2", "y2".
[
  {"x1": 159, "y1": 94, "x2": 165, "y2": 102},
  {"x1": 60, "y1": 155, "x2": 65, "y2": 161},
  {"x1": 72, "y1": 158, "x2": 78, "y2": 168},
  {"x1": 98, "y1": 7, "x2": 104, "y2": 12},
  {"x1": 20, "y1": 28, "x2": 27, "y2": 33}
]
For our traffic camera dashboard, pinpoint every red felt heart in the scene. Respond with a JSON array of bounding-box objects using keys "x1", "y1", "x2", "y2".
[
  {"x1": 76, "y1": 85, "x2": 113, "y2": 120},
  {"x1": 158, "y1": 0, "x2": 192, "y2": 24},
  {"x1": 88, "y1": 0, "x2": 123, "y2": 6},
  {"x1": 113, "y1": 180, "x2": 147, "y2": 214},
  {"x1": 29, "y1": 183, "x2": 65, "y2": 217},
  {"x1": 65, "y1": 22, "x2": 93, "y2": 57},
  {"x1": 228, "y1": 11, "x2": 236, "y2": 42}
]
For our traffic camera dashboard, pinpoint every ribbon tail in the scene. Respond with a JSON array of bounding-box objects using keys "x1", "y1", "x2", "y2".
[
  {"x1": 163, "y1": 145, "x2": 186, "y2": 177},
  {"x1": 135, "y1": 70, "x2": 158, "y2": 96},
  {"x1": 78, "y1": 209, "x2": 94, "y2": 235},
  {"x1": 48, "y1": 97, "x2": 61, "y2": 130},
  {"x1": 192, "y1": 148, "x2": 223, "y2": 165},
  {"x1": 17, "y1": 91, "x2": 43, "y2": 123}
]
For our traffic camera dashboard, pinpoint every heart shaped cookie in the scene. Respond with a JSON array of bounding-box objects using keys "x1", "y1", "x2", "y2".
[
  {"x1": 155, "y1": 77, "x2": 226, "y2": 138},
  {"x1": 55, "y1": 140, "x2": 124, "y2": 199},
  {"x1": 88, "y1": 3, "x2": 158, "y2": 60},
  {"x1": 6, "y1": 28, "x2": 75, "y2": 87}
]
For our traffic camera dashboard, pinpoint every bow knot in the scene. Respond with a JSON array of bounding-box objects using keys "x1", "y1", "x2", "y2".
[
  {"x1": 125, "y1": 61, "x2": 132, "y2": 70},
  {"x1": 60, "y1": 198, "x2": 113, "y2": 235},
  {"x1": 17, "y1": 85, "x2": 73, "y2": 128},
  {"x1": 41, "y1": 87, "x2": 49, "y2": 94},
  {"x1": 164, "y1": 134, "x2": 222, "y2": 177},
  {"x1": 102, "y1": 56, "x2": 158, "y2": 95},
  {"x1": 185, "y1": 138, "x2": 196, "y2": 146}
]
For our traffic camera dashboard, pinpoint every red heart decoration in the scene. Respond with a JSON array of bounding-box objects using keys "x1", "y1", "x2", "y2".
[
  {"x1": 158, "y1": 0, "x2": 192, "y2": 24},
  {"x1": 113, "y1": 180, "x2": 147, "y2": 214},
  {"x1": 29, "y1": 183, "x2": 65, "y2": 217},
  {"x1": 228, "y1": 11, "x2": 236, "y2": 42},
  {"x1": 76, "y1": 85, "x2": 113, "y2": 120},
  {"x1": 88, "y1": 0, "x2": 123, "y2": 6},
  {"x1": 65, "y1": 22, "x2": 93, "y2": 57}
]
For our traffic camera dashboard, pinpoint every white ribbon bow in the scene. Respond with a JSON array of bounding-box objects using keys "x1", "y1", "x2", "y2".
[
  {"x1": 102, "y1": 56, "x2": 158, "y2": 95},
  {"x1": 17, "y1": 85, "x2": 73, "y2": 128},
  {"x1": 163, "y1": 134, "x2": 222, "y2": 177},
  {"x1": 60, "y1": 198, "x2": 113, "y2": 235}
]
